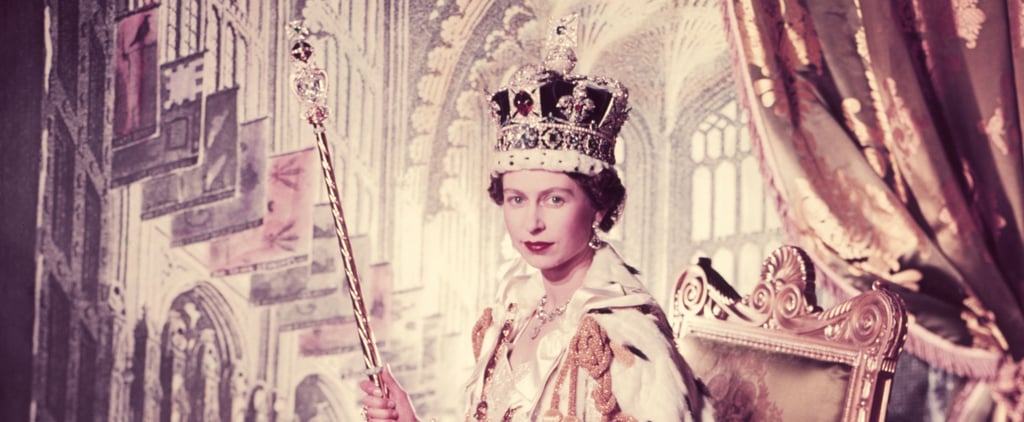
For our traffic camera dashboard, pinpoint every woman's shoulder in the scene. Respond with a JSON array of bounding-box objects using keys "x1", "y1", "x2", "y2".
[
  {"x1": 570, "y1": 307, "x2": 710, "y2": 421},
  {"x1": 584, "y1": 304, "x2": 675, "y2": 348},
  {"x1": 564, "y1": 307, "x2": 674, "y2": 371}
]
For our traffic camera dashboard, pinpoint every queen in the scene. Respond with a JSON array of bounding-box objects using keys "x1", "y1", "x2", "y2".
[{"x1": 359, "y1": 15, "x2": 711, "y2": 421}]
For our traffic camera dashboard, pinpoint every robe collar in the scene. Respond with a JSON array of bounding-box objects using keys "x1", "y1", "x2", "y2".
[{"x1": 465, "y1": 246, "x2": 657, "y2": 418}]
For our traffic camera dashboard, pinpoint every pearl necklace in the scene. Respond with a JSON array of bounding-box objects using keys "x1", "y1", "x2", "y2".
[{"x1": 530, "y1": 295, "x2": 569, "y2": 340}]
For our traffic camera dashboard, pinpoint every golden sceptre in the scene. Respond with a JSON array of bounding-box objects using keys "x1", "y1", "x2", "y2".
[{"x1": 286, "y1": 21, "x2": 388, "y2": 396}]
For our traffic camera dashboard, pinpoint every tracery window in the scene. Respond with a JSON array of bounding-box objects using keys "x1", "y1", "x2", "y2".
[
  {"x1": 165, "y1": 0, "x2": 262, "y2": 116},
  {"x1": 182, "y1": 0, "x2": 201, "y2": 56},
  {"x1": 688, "y1": 100, "x2": 782, "y2": 292},
  {"x1": 165, "y1": 0, "x2": 201, "y2": 61},
  {"x1": 210, "y1": 7, "x2": 221, "y2": 84},
  {"x1": 221, "y1": 23, "x2": 237, "y2": 88},
  {"x1": 165, "y1": 0, "x2": 178, "y2": 59}
]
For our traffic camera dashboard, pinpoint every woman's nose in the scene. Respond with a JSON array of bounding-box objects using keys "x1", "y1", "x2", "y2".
[{"x1": 528, "y1": 207, "x2": 545, "y2": 234}]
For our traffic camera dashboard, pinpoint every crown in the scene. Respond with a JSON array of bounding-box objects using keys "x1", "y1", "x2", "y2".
[{"x1": 489, "y1": 15, "x2": 629, "y2": 176}]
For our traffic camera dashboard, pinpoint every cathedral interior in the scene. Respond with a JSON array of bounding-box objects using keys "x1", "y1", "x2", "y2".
[{"x1": 2, "y1": 0, "x2": 1023, "y2": 421}]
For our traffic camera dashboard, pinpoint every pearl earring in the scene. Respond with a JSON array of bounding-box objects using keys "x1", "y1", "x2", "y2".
[{"x1": 588, "y1": 220, "x2": 605, "y2": 249}]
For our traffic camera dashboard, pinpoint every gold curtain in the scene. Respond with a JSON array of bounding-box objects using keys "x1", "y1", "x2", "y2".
[{"x1": 723, "y1": 0, "x2": 1024, "y2": 417}]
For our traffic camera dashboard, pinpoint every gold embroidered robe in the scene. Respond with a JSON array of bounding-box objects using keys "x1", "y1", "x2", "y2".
[{"x1": 464, "y1": 247, "x2": 713, "y2": 421}]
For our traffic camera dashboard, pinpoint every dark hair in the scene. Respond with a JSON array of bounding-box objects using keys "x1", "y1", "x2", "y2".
[{"x1": 487, "y1": 168, "x2": 626, "y2": 231}]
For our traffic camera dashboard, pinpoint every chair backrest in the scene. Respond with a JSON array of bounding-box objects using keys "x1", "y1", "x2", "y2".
[{"x1": 672, "y1": 246, "x2": 907, "y2": 422}]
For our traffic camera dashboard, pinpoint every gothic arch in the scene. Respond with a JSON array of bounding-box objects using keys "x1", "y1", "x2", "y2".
[
  {"x1": 616, "y1": 108, "x2": 655, "y2": 254},
  {"x1": 158, "y1": 282, "x2": 248, "y2": 422},
  {"x1": 293, "y1": 374, "x2": 347, "y2": 422},
  {"x1": 244, "y1": 383, "x2": 272, "y2": 422}
]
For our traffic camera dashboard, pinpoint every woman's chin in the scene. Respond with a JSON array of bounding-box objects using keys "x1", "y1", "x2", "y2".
[{"x1": 520, "y1": 254, "x2": 561, "y2": 272}]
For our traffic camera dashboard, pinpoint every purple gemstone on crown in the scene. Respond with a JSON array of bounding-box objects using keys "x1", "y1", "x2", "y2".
[{"x1": 513, "y1": 91, "x2": 533, "y2": 116}]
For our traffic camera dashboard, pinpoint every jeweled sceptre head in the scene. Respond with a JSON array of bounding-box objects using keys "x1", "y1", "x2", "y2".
[{"x1": 288, "y1": 20, "x2": 330, "y2": 127}]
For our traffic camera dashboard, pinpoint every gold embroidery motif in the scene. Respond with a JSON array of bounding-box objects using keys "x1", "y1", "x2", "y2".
[
  {"x1": 849, "y1": 1, "x2": 895, "y2": 190},
  {"x1": 472, "y1": 308, "x2": 494, "y2": 360},
  {"x1": 842, "y1": 97, "x2": 891, "y2": 181},
  {"x1": 883, "y1": 78, "x2": 921, "y2": 161},
  {"x1": 754, "y1": 78, "x2": 781, "y2": 114},
  {"x1": 909, "y1": 0, "x2": 940, "y2": 73},
  {"x1": 880, "y1": 77, "x2": 917, "y2": 204},
  {"x1": 962, "y1": 296, "x2": 1009, "y2": 352},
  {"x1": 738, "y1": 0, "x2": 769, "y2": 77},
  {"x1": 502, "y1": 407, "x2": 518, "y2": 422},
  {"x1": 546, "y1": 316, "x2": 637, "y2": 422},
  {"x1": 842, "y1": 99, "x2": 872, "y2": 148},
  {"x1": 953, "y1": 0, "x2": 986, "y2": 49},
  {"x1": 473, "y1": 318, "x2": 513, "y2": 421},
  {"x1": 542, "y1": 408, "x2": 563, "y2": 422},
  {"x1": 982, "y1": 101, "x2": 1011, "y2": 156},
  {"x1": 792, "y1": 172, "x2": 919, "y2": 286},
  {"x1": 779, "y1": 0, "x2": 823, "y2": 72}
]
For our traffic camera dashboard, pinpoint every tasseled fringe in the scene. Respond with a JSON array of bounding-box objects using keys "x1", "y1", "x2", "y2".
[
  {"x1": 905, "y1": 323, "x2": 1001, "y2": 380},
  {"x1": 814, "y1": 259, "x2": 1003, "y2": 380}
]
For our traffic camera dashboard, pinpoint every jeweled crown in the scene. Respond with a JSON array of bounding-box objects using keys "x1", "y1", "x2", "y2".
[{"x1": 489, "y1": 15, "x2": 629, "y2": 176}]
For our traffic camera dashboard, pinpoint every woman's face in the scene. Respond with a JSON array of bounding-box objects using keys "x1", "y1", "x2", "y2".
[{"x1": 500, "y1": 170, "x2": 603, "y2": 274}]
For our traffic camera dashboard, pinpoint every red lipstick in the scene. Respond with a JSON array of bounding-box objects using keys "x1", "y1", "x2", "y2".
[{"x1": 524, "y1": 241, "x2": 553, "y2": 253}]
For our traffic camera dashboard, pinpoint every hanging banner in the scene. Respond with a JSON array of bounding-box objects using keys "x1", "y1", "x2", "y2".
[
  {"x1": 207, "y1": 148, "x2": 316, "y2": 276},
  {"x1": 140, "y1": 87, "x2": 239, "y2": 219},
  {"x1": 248, "y1": 208, "x2": 367, "y2": 305},
  {"x1": 275, "y1": 236, "x2": 375, "y2": 329},
  {"x1": 112, "y1": 5, "x2": 159, "y2": 147},
  {"x1": 111, "y1": 52, "x2": 203, "y2": 187},
  {"x1": 169, "y1": 117, "x2": 268, "y2": 245},
  {"x1": 277, "y1": 294, "x2": 352, "y2": 332},
  {"x1": 297, "y1": 263, "x2": 393, "y2": 355}
]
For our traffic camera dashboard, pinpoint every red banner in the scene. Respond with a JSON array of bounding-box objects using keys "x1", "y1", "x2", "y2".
[
  {"x1": 248, "y1": 209, "x2": 371, "y2": 305},
  {"x1": 110, "y1": 52, "x2": 203, "y2": 187},
  {"x1": 113, "y1": 6, "x2": 159, "y2": 146},
  {"x1": 207, "y1": 148, "x2": 316, "y2": 276}
]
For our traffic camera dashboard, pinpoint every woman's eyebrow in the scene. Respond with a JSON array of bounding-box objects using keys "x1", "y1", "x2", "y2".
[{"x1": 539, "y1": 187, "x2": 576, "y2": 197}]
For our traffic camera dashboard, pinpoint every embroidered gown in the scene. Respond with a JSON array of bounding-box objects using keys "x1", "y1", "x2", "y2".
[{"x1": 464, "y1": 247, "x2": 713, "y2": 421}]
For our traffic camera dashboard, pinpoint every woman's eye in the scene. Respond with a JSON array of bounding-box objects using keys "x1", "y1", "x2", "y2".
[
  {"x1": 506, "y1": 196, "x2": 523, "y2": 204},
  {"x1": 546, "y1": 196, "x2": 564, "y2": 205}
]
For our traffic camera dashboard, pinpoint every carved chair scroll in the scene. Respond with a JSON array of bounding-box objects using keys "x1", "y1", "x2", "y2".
[{"x1": 672, "y1": 246, "x2": 908, "y2": 422}]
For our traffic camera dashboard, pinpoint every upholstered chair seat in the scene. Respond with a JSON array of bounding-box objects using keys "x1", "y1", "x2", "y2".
[{"x1": 672, "y1": 246, "x2": 908, "y2": 422}]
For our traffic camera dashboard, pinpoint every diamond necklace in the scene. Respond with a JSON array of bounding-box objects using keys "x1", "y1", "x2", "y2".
[{"x1": 530, "y1": 295, "x2": 570, "y2": 340}]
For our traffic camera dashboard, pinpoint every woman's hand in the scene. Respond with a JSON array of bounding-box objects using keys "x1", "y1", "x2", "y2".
[{"x1": 358, "y1": 366, "x2": 419, "y2": 422}]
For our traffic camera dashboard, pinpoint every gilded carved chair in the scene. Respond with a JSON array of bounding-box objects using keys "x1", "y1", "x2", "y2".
[{"x1": 672, "y1": 246, "x2": 908, "y2": 422}]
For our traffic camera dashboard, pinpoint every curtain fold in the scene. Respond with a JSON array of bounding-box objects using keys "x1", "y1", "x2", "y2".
[{"x1": 723, "y1": 0, "x2": 1024, "y2": 416}]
